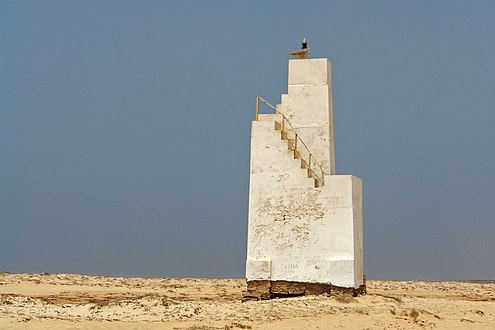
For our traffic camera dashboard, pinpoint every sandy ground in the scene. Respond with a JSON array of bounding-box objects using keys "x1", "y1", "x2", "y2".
[{"x1": 0, "y1": 273, "x2": 494, "y2": 329}]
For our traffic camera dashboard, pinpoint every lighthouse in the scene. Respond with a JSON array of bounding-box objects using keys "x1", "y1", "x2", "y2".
[{"x1": 245, "y1": 40, "x2": 364, "y2": 299}]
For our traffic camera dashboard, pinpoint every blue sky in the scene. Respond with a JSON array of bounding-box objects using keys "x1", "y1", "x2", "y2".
[{"x1": 1, "y1": 1, "x2": 494, "y2": 280}]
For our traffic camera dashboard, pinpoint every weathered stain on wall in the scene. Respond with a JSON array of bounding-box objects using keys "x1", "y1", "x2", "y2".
[{"x1": 256, "y1": 188, "x2": 324, "y2": 222}]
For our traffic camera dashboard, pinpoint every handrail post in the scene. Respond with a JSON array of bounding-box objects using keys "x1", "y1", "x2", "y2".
[
  {"x1": 255, "y1": 97, "x2": 259, "y2": 121},
  {"x1": 308, "y1": 153, "x2": 312, "y2": 176},
  {"x1": 294, "y1": 134, "x2": 298, "y2": 157}
]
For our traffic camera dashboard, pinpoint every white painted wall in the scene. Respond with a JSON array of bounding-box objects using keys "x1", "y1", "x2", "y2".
[
  {"x1": 280, "y1": 58, "x2": 335, "y2": 175},
  {"x1": 246, "y1": 58, "x2": 363, "y2": 288}
]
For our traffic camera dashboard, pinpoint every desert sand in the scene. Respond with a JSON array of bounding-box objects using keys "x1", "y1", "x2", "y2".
[{"x1": 0, "y1": 272, "x2": 494, "y2": 329}]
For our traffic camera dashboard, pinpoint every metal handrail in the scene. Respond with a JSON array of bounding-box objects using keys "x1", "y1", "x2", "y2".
[{"x1": 256, "y1": 96, "x2": 326, "y2": 185}]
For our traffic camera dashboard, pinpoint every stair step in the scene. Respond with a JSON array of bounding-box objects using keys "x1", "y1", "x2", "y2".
[
  {"x1": 280, "y1": 94, "x2": 289, "y2": 106},
  {"x1": 285, "y1": 131, "x2": 296, "y2": 140},
  {"x1": 281, "y1": 130, "x2": 296, "y2": 140},
  {"x1": 258, "y1": 113, "x2": 282, "y2": 123},
  {"x1": 287, "y1": 138, "x2": 296, "y2": 150}
]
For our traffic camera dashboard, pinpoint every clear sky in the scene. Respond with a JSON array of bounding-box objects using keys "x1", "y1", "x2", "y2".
[{"x1": 1, "y1": 1, "x2": 494, "y2": 280}]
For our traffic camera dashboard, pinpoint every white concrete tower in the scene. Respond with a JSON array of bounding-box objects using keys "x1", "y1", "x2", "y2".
[{"x1": 245, "y1": 41, "x2": 364, "y2": 299}]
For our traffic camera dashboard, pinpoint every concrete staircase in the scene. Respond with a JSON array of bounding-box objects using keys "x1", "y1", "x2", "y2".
[{"x1": 258, "y1": 113, "x2": 324, "y2": 188}]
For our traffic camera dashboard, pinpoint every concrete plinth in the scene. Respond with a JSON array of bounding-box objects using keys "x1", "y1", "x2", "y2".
[{"x1": 244, "y1": 280, "x2": 366, "y2": 300}]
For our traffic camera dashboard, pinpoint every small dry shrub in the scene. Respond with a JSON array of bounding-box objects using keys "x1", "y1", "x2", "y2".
[{"x1": 409, "y1": 309, "x2": 420, "y2": 318}]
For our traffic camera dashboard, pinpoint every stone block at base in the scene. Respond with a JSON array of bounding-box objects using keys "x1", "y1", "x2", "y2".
[
  {"x1": 244, "y1": 280, "x2": 271, "y2": 301},
  {"x1": 244, "y1": 280, "x2": 366, "y2": 301}
]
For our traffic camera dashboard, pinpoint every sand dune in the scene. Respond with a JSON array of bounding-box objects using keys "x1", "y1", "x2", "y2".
[{"x1": 0, "y1": 272, "x2": 494, "y2": 329}]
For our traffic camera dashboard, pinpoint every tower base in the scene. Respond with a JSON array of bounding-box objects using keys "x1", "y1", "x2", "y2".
[{"x1": 243, "y1": 279, "x2": 366, "y2": 301}]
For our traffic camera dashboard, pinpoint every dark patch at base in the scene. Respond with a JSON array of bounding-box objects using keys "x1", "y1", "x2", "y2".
[
  {"x1": 271, "y1": 280, "x2": 308, "y2": 297},
  {"x1": 243, "y1": 279, "x2": 366, "y2": 301},
  {"x1": 243, "y1": 280, "x2": 271, "y2": 301}
]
